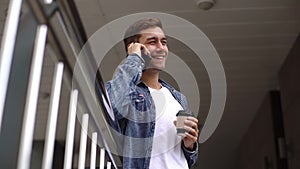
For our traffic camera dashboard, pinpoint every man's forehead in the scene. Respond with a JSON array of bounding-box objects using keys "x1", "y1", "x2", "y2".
[{"x1": 139, "y1": 27, "x2": 166, "y2": 38}]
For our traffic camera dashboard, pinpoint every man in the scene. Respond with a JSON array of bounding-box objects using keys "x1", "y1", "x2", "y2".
[{"x1": 105, "y1": 17, "x2": 199, "y2": 169}]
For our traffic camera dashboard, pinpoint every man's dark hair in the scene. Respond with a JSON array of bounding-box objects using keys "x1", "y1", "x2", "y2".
[{"x1": 123, "y1": 17, "x2": 163, "y2": 52}]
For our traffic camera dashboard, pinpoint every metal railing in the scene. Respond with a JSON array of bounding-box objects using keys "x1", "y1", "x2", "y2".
[{"x1": 0, "y1": 0, "x2": 121, "y2": 168}]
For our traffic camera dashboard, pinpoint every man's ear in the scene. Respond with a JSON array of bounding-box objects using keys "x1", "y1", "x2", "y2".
[{"x1": 126, "y1": 43, "x2": 131, "y2": 49}]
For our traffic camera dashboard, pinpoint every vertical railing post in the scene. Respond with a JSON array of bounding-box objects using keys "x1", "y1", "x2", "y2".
[
  {"x1": 0, "y1": 0, "x2": 23, "y2": 131},
  {"x1": 90, "y1": 132, "x2": 97, "y2": 169},
  {"x1": 107, "y1": 162, "x2": 112, "y2": 169},
  {"x1": 0, "y1": 6, "x2": 39, "y2": 168},
  {"x1": 17, "y1": 25, "x2": 48, "y2": 169},
  {"x1": 99, "y1": 148, "x2": 105, "y2": 169},
  {"x1": 78, "y1": 113, "x2": 89, "y2": 169},
  {"x1": 63, "y1": 89, "x2": 79, "y2": 169},
  {"x1": 41, "y1": 62, "x2": 64, "y2": 169}
]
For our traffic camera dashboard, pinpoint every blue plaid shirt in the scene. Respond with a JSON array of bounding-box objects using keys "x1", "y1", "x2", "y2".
[{"x1": 105, "y1": 54, "x2": 198, "y2": 169}]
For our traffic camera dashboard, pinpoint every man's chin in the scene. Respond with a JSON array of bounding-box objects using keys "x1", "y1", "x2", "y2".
[
  {"x1": 148, "y1": 64, "x2": 165, "y2": 70},
  {"x1": 143, "y1": 67, "x2": 164, "y2": 72}
]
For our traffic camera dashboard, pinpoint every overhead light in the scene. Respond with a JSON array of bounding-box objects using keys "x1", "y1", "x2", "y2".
[{"x1": 196, "y1": 0, "x2": 216, "y2": 10}]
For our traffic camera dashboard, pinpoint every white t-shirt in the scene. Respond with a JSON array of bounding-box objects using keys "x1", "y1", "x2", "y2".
[{"x1": 148, "y1": 86, "x2": 189, "y2": 169}]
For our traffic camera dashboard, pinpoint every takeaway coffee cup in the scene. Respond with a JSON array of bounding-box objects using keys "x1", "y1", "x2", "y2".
[{"x1": 176, "y1": 110, "x2": 193, "y2": 137}]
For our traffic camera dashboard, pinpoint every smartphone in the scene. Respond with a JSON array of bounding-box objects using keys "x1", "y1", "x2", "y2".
[{"x1": 141, "y1": 49, "x2": 151, "y2": 69}]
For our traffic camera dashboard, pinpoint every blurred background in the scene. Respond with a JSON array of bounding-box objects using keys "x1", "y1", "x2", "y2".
[{"x1": 0, "y1": 0, "x2": 299, "y2": 169}]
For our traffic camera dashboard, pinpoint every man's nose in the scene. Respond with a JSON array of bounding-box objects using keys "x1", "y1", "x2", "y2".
[{"x1": 156, "y1": 41, "x2": 165, "y2": 51}]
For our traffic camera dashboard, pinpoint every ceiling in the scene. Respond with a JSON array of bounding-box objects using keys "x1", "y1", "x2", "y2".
[{"x1": 0, "y1": 0, "x2": 299, "y2": 168}]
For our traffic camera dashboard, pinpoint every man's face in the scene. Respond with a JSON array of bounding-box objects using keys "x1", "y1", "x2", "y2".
[{"x1": 138, "y1": 27, "x2": 168, "y2": 71}]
